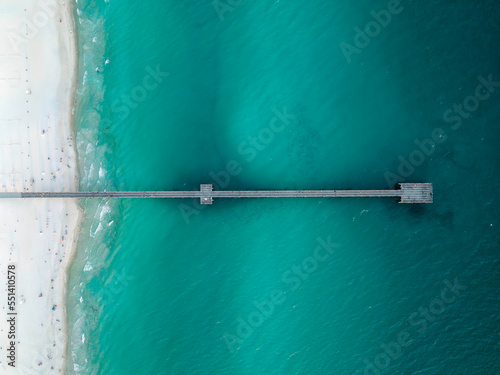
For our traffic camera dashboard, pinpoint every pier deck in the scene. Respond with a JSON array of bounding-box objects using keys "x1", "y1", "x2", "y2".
[{"x1": 0, "y1": 183, "x2": 433, "y2": 204}]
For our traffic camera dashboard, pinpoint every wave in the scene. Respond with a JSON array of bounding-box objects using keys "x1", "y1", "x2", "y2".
[{"x1": 66, "y1": 0, "x2": 119, "y2": 373}]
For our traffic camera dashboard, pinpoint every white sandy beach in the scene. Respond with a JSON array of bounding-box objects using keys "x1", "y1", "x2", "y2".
[{"x1": 0, "y1": 0, "x2": 80, "y2": 373}]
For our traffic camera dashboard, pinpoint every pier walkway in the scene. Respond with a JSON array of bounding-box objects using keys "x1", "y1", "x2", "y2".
[{"x1": 0, "y1": 183, "x2": 433, "y2": 204}]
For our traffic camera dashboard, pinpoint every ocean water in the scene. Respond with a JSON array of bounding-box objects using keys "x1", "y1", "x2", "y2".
[{"x1": 66, "y1": 1, "x2": 500, "y2": 374}]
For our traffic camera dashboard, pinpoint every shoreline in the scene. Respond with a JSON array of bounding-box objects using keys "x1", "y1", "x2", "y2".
[
  {"x1": 0, "y1": 0, "x2": 82, "y2": 373},
  {"x1": 58, "y1": 0, "x2": 81, "y2": 372}
]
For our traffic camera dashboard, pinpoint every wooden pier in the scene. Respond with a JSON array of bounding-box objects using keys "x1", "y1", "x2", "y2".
[{"x1": 0, "y1": 183, "x2": 433, "y2": 204}]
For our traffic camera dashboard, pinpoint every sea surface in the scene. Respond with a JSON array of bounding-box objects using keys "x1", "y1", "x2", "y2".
[{"x1": 66, "y1": 1, "x2": 500, "y2": 374}]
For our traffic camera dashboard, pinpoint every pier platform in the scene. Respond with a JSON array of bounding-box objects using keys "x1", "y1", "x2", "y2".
[{"x1": 399, "y1": 183, "x2": 433, "y2": 204}]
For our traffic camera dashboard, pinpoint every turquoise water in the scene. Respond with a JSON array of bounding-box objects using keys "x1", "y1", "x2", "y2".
[{"x1": 67, "y1": 1, "x2": 500, "y2": 374}]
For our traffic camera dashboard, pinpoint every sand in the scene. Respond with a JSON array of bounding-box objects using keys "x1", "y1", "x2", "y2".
[{"x1": 0, "y1": 0, "x2": 80, "y2": 373}]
